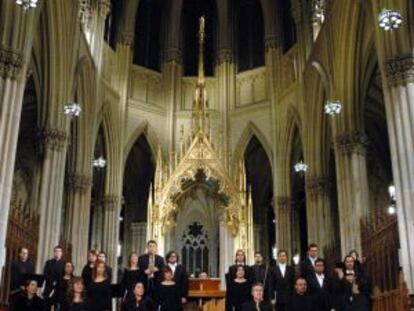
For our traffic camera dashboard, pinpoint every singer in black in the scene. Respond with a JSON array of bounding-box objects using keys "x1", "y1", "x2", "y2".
[
  {"x1": 165, "y1": 251, "x2": 188, "y2": 304},
  {"x1": 9, "y1": 277, "x2": 46, "y2": 311},
  {"x1": 241, "y1": 283, "x2": 273, "y2": 311},
  {"x1": 43, "y1": 245, "x2": 65, "y2": 310},
  {"x1": 10, "y1": 247, "x2": 35, "y2": 293},
  {"x1": 87, "y1": 260, "x2": 111, "y2": 311},
  {"x1": 226, "y1": 265, "x2": 252, "y2": 311},
  {"x1": 121, "y1": 282, "x2": 155, "y2": 311},
  {"x1": 55, "y1": 261, "x2": 75, "y2": 310},
  {"x1": 62, "y1": 277, "x2": 90, "y2": 311},
  {"x1": 154, "y1": 266, "x2": 182, "y2": 311},
  {"x1": 121, "y1": 252, "x2": 146, "y2": 299},
  {"x1": 138, "y1": 240, "x2": 165, "y2": 296}
]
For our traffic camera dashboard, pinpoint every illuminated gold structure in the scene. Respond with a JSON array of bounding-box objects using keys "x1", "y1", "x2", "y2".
[{"x1": 146, "y1": 17, "x2": 254, "y2": 279}]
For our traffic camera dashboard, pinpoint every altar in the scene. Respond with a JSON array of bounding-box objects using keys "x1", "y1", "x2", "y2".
[{"x1": 185, "y1": 278, "x2": 226, "y2": 311}]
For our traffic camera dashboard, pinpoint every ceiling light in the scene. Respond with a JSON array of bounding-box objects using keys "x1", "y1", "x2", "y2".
[
  {"x1": 15, "y1": 0, "x2": 38, "y2": 10},
  {"x1": 64, "y1": 102, "x2": 81, "y2": 118},
  {"x1": 294, "y1": 161, "x2": 308, "y2": 173},
  {"x1": 93, "y1": 156, "x2": 106, "y2": 168},
  {"x1": 379, "y1": 9, "x2": 402, "y2": 31},
  {"x1": 324, "y1": 100, "x2": 342, "y2": 115}
]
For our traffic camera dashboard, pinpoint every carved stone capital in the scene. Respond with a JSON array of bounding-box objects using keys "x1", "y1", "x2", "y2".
[
  {"x1": 306, "y1": 176, "x2": 331, "y2": 195},
  {"x1": 335, "y1": 131, "x2": 368, "y2": 155},
  {"x1": 119, "y1": 32, "x2": 134, "y2": 46},
  {"x1": 216, "y1": 49, "x2": 233, "y2": 65},
  {"x1": 385, "y1": 54, "x2": 414, "y2": 87},
  {"x1": 265, "y1": 36, "x2": 280, "y2": 52},
  {"x1": 103, "y1": 195, "x2": 120, "y2": 212},
  {"x1": 66, "y1": 173, "x2": 92, "y2": 193},
  {"x1": 98, "y1": 0, "x2": 111, "y2": 17},
  {"x1": 276, "y1": 196, "x2": 290, "y2": 208},
  {"x1": 162, "y1": 48, "x2": 182, "y2": 65},
  {"x1": 0, "y1": 45, "x2": 23, "y2": 80},
  {"x1": 38, "y1": 128, "x2": 68, "y2": 152}
]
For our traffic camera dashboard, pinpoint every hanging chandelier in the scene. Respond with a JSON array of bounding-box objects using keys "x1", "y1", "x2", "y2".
[
  {"x1": 93, "y1": 156, "x2": 107, "y2": 168},
  {"x1": 294, "y1": 161, "x2": 308, "y2": 173},
  {"x1": 378, "y1": 9, "x2": 402, "y2": 31},
  {"x1": 324, "y1": 100, "x2": 342, "y2": 115},
  {"x1": 387, "y1": 184, "x2": 396, "y2": 215},
  {"x1": 15, "y1": 0, "x2": 38, "y2": 10},
  {"x1": 64, "y1": 102, "x2": 82, "y2": 118}
]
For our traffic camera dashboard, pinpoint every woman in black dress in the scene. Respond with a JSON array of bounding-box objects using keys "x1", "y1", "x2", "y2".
[
  {"x1": 55, "y1": 261, "x2": 74, "y2": 310},
  {"x1": 9, "y1": 279, "x2": 46, "y2": 311},
  {"x1": 228, "y1": 250, "x2": 252, "y2": 281},
  {"x1": 62, "y1": 277, "x2": 90, "y2": 311},
  {"x1": 226, "y1": 265, "x2": 252, "y2": 311},
  {"x1": 121, "y1": 252, "x2": 146, "y2": 300},
  {"x1": 121, "y1": 282, "x2": 155, "y2": 311},
  {"x1": 154, "y1": 266, "x2": 182, "y2": 311},
  {"x1": 87, "y1": 260, "x2": 112, "y2": 310}
]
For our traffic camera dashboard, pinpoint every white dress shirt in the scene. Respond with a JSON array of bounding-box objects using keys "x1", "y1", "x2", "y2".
[
  {"x1": 278, "y1": 263, "x2": 286, "y2": 277},
  {"x1": 309, "y1": 256, "x2": 317, "y2": 267},
  {"x1": 168, "y1": 263, "x2": 177, "y2": 275},
  {"x1": 316, "y1": 273, "x2": 325, "y2": 287}
]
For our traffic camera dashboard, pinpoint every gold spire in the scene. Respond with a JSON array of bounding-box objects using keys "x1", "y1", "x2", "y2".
[
  {"x1": 198, "y1": 16, "x2": 205, "y2": 85},
  {"x1": 192, "y1": 16, "x2": 209, "y2": 137}
]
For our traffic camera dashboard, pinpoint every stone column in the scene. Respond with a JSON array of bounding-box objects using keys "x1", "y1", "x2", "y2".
[
  {"x1": 380, "y1": 53, "x2": 414, "y2": 294},
  {"x1": 334, "y1": 131, "x2": 369, "y2": 257},
  {"x1": 219, "y1": 220, "x2": 234, "y2": 289},
  {"x1": 36, "y1": 128, "x2": 69, "y2": 271},
  {"x1": 91, "y1": 0, "x2": 111, "y2": 68},
  {"x1": 275, "y1": 196, "x2": 291, "y2": 256},
  {"x1": 130, "y1": 222, "x2": 147, "y2": 255},
  {"x1": 162, "y1": 48, "x2": 182, "y2": 154},
  {"x1": 102, "y1": 194, "x2": 120, "y2": 277},
  {"x1": 0, "y1": 46, "x2": 24, "y2": 279},
  {"x1": 90, "y1": 202, "x2": 104, "y2": 251},
  {"x1": 64, "y1": 173, "x2": 92, "y2": 274},
  {"x1": 216, "y1": 49, "x2": 234, "y2": 168},
  {"x1": 305, "y1": 176, "x2": 333, "y2": 254}
]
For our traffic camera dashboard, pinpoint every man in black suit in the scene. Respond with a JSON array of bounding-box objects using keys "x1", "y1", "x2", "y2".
[
  {"x1": 43, "y1": 245, "x2": 65, "y2": 310},
  {"x1": 285, "y1": 277, "x2": 315, "y2": 311},
  {"x1": 10, "y1": 247, "x2": 35, "y2": 293},
  {"x1": 251, "y1": 251, "x2": 273, "y2": 302},
  {"x1": 138, "y1": 240, "x2": 165, "y2": 295},
  {"x1": 306, "y1": 259, "x2": 332, "y2": 311},
  {"x1": 300, "y1": 243, "x2": 322, "y2": 278},
  {"x1": 166, "y1": 250, "x2": 188, "y2": 304},
  {"x1": 272, "y1": 249, "x2": 295, "y2": 311},
  {"x1": 242, "y1": 283, "x2": 273, "y2": 311}
]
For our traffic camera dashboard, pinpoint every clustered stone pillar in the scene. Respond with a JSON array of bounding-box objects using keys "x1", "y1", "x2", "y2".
[
  {"x1": 64, "y1": 173, "x2": 93, "y2": 274},
  {"x1": 305, "y1": 176, "x2": 334, "y2": 254},
  {"x1": 130, "y1": 222, "x2": 147, "y2": 255},
  {"x1": 102, "y1": 194, "x2": 120, "y2": 278},
  {"x1": 0, "y1": 46, "x2": 24, "y2": 280},
  {"x1": 276, "y1": 196, "x2": 292, "y2": 257},
  {"x1": 36, "y1": 128, "x2": 69, "y2": 271},
  {"x1": 334, "y1": 131, "x2": 369, "y2": 257},
  {"x1": 381, "y1": 53, "x2": 414, "y2": 295}
]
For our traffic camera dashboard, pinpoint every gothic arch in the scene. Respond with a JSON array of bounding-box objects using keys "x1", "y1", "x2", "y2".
[
  {"x1": 232, "y1": 122, "x2": 273, "y2": 173},
  {"x1": 124, "y1": 121, "x2": 160, "y2": 167}
]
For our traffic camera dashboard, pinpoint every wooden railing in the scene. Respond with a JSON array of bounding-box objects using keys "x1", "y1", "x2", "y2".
[
  {"x1": 361, "y1": 212, "x2": 413, "y2": 310},
  {"x1": 371, "y1": 274, "x2": 412, "y2": 311},
  {"x1": 0, "y1": 205, "x2": 39, "y2": 306}
]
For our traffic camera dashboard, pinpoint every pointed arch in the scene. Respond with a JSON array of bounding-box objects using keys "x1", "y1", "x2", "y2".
[
  {"x1": 124, "y1": 121, "x2": 160, "y2": 167},
  {"x1": 232, "y1": 121, "x2": 273, "y2": 173}
]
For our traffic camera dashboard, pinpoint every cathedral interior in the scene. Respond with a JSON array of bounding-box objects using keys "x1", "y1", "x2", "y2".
[{"x1": 1, "y1": 0, "x2": 414, "y2": 309}]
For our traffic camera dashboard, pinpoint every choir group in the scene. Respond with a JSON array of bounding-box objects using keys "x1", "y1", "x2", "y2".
[{"x1": 7, "y1": 241, "x2": 371, "y2": 311}]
